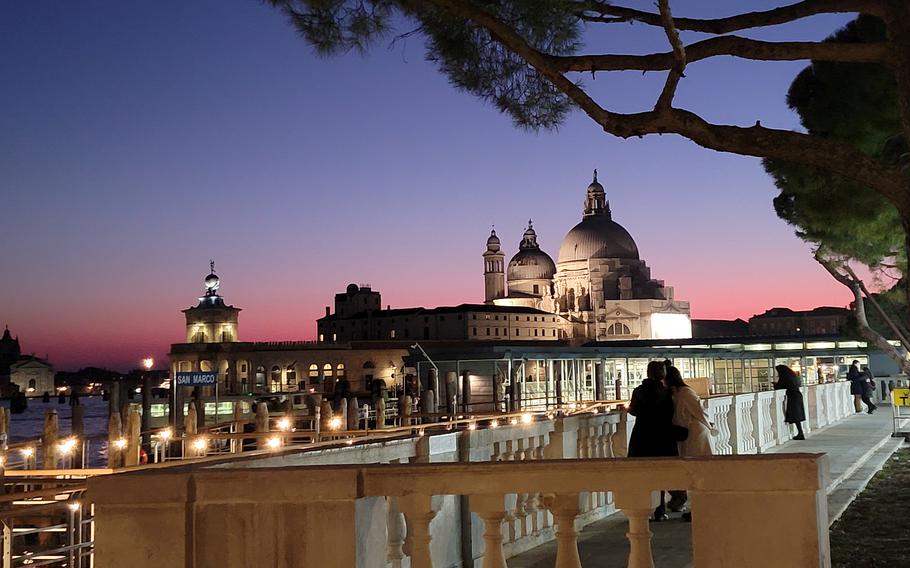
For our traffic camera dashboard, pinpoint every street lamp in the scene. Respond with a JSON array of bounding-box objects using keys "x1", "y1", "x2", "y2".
[{"x1": 140, "y1": 357, "x2": 154, "y2": 455}]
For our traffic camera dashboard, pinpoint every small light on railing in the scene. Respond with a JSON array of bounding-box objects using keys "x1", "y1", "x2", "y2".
[
  {"x1": 328, "y1": 417, "x2": 343, "y2": 431},
  {"x1": 20, "y1": 447, "x2": 34, "y2": 458},
  {"x1": 266, "y1": 436, "x2": 282, "y2": 450},
  {"x1": 57, "y1": 437, "x2": 78, "y2": 455},
  {"x1": 67, "y1": 501, "x2": 81, "y2": 512},
  {"x1": 158, "y1": 428, "x2": 173, "y2": 441},
  {"x1": 276, "y1": 417, "x2": 292, "y2": 432},
  {"x1": 113, "y1": 438, "x2": 128, "y2": 450},
  {"x1": 520, "y1": 413, "x2": 533, "y2": 425},
  {"x1": 192, "y1": 437, "x2": 207, "y2": 452},
  {"x1": 489, "y1": 420, "x2": 499, "y2": 429},
  {"x1": 345, "y1": 439, "x2": 354, "y2": 445},
  {"x1": 417, "y1": 429, "x2": 425, "y2": 437},
  {"x1": 509, "y1": 418, "x2": 518, "y2": 426}
]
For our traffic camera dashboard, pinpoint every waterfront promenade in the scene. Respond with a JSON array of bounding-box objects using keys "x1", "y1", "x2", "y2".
[{"x1": 509, "y1": 408, "x2": 901, "y2": 567}]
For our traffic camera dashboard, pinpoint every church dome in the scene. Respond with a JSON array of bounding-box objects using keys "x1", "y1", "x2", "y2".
[
  {"x1": 508, "y1": 249, "x2": 556, "y2": 281},
  {"x1": 557, "y1": 171, "x2": 639, "y2": 263},
  {"x1": 557, "y1": 216, "x2": 639, "y2": 262},
  {"x1": 507, "y1": 220, "x2": 556, "y2": 281}
]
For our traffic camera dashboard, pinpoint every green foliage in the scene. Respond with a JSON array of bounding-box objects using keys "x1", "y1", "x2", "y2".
[
  {"x1": 266, "y1": 0, "x2": 580, "y2": 129},
  {"x1": 764, "y1": 16, "x2": 905, "y2": 269}
]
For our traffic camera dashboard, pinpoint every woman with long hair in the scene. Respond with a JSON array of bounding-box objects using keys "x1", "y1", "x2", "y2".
[
  {"x1": 664, "y1": 365, "x2": 714, "y2": 458},
  {"x1": 774, "y1": 365, "x2": 806, "y2": 440}
]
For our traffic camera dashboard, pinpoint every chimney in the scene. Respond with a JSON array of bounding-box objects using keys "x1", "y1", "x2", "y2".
[
  {"x1": 325, "y1": 306, "x2": 330, "y2": 317},
  {"x1": 387, "y1": 305, "x2": 391, "y2": 311}
]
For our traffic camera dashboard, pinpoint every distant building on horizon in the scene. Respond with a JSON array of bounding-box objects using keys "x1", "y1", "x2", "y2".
[
  {"x1": 691, "y1": 307, "x2": 850, "y2": 339},
  {"x1": 10, "y1": 355, "x2": 54, "y2": 396},
  {"x1": 316, "y1": 283, "x2": 565, "y2": 343},
  {"x1": 748, "y1": 306, "x2": 849, "y2": 337}
]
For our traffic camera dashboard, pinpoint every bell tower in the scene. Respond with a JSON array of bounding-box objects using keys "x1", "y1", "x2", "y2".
[
  {"x1": 182, "y1": 260, "x2": 241, "y2": 343},
  {"x1": 483, "y1": 229, "x2": 506, "y2": 302}
]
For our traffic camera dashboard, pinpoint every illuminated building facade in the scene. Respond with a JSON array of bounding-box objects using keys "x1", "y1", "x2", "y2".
[{"x1": 486, "y1": 170, "x2": 692, "y2": 341}]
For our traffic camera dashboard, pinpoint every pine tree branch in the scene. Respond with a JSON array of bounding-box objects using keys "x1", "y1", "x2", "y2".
[
  {"x1": 655, "y1": 0, "x2": 686, "y2": 112},
  {"x1": 576, "y1": 0, "x2": 885, "y2": 34},
  {"x1": 548, "y1": 36, "x2": 894, "y2": 74},
  {"x1": 422, "y1": 0, "x2": 910, "y2": 214}
]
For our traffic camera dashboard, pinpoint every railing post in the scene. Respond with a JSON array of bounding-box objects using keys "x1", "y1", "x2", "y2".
[
  {"x1": 398, "y1": 494, "x2": 438, "y2": 568},
  {"x1": 546, "y1": 493, "x2": 582, "y2": 568},
  {"x1": 615, "y1": 490, "x2": 655, "y2": 568},
  {"x1": 386, "y1": 496, "x2": 406, "y2": 568},
  {"x1": 470, "y1": 494, "x2": 508, "y2": 568}
]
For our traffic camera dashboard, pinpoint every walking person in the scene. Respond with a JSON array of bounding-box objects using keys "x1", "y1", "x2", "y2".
[
  {"x1": 860, "y1": 367, "x2": 877, "y2": 414},
  {"x1": 848, "y1": 360, "x2": 865, "y2": 413},
  {"x1": 628, "y1": 360, "x2": 678, "y2": 521},
  {"x1": 774, "y1": 365, "x2": 806, "y2": 440}
]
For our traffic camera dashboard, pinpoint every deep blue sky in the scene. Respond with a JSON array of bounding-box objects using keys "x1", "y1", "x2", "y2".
[{"x1": 0, "y1": 1, "x2": 856, "y2": 369}]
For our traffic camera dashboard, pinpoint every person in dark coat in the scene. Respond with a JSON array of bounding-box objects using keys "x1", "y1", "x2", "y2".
[
  {"x1": 774, "y1": 365, "x2": 806, "y2": 440},
  {"x1": 848, "y1": 360, "x2": 865, "y2": 413},
  {"x1": 628, "y1": 360, "x2": 678, "y2": 520},
  {"x1": 860, "y1": 367, "x2": 877, "y2": 414}
]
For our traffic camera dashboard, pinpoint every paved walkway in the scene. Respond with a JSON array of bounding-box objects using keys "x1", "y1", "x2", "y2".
[{"x1": 509, "y1": 407, "x2": 899, "y2": 568}]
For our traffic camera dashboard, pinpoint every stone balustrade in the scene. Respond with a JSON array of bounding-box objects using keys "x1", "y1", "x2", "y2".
[
  {"x1": 87, "y1": 381, "x2": 854, "y2": 568},
  {"x1": 90, "y1": 454, "x2": 831, "y2": 568}
]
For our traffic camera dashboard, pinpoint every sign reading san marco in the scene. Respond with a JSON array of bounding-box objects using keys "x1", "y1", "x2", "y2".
[{"x1": 174, "y1": 372, "x2": 218, "y2": 387}]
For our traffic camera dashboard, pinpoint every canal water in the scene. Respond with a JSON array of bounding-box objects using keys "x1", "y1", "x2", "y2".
[{"x1": 2, "y1": 396, "x2": 112, "y2": 467}]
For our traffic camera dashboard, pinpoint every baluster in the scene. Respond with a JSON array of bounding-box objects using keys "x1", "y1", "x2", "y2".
[
  {"x1": 535, "y1": 436, "x2": 552, "y2": 530},
  {"x1": 515, "y1": 438, "x2": 530, "y2": 539},
  {"x1": 398, "y1": 494, "x2": 438, "y2": 568},
  {"x1": 544, "y1": 493, "x2": 582, "y2": 568},
  {"x1": 387, "y1": 496, "x2": 406, "y2": 568},
  {"x1": 471, "y1": 494, "x2": 508, "y2": 568},
  {"x1": 615, "y1": 491, "x2": 655, "y2": 568}
]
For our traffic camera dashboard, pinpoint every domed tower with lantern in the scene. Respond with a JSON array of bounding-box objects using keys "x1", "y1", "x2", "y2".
[
  {"x1": 483, "y1": 228, "x2": 506, "y2": 303},
  {"x1": 502, "y1": 220, "x2": 556, "y2": 307},
  {"x1": 182, "y1": 261, "x2": 241, "y2": 343}
]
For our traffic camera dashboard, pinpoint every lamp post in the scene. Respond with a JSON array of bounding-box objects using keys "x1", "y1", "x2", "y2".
[{"x1": 141, "y1": 357, "x2": 154, "y2": 455}]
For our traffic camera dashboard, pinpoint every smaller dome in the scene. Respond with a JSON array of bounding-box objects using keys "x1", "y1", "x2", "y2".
[
  {"x1": 508, "y1": 249, "x2": 556, "y2": 281},
  {"x1": 204, "y1": 273, "x2": 220, "y2": 290},
  {"x1": 346, "y1": 283, "x2": 360, "y2": 294}
]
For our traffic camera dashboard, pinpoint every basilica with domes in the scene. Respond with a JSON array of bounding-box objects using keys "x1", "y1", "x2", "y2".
[{"x1": 484, "y1": 171, "x2": 692, "y2": 341}]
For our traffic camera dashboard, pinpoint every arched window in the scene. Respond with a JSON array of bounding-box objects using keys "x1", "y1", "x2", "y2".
[
  {"x1": 323, "y1": 363, "x2": 334, "y2": 378},
  {"x1": 308, "y1": 364, "x2": 319, "y2": 377},
  {"x1": 270, "y1": 366, "x2": 281, "y2": 391},
  {"x1": 255, "y1": 366, "x2": 266, "y2": 387},
  {"x1": 28, "y1": 379, "x2": 36, "y2": 390},
  {"x1": 363, "y1": 361, "x2": 375, "y2": 370},
  {"x1": 200, "y1": 360, "x2": 213, "y2": 372},
  {"x1": 336, "y1": 363, "x2": 345, "y2": 377},
  {"x1": 286, "y1": 364, "x2": 297, "y2": 385},
  {"x1": 606, "y1": 323, "x2": 632, "y2": 336}
]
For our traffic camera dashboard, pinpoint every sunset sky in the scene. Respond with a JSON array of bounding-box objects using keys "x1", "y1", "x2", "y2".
[{"x1": 1, "y1": 2, "x2": 858, "y2": 370}]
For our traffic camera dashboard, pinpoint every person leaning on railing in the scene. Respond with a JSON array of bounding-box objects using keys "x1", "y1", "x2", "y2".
[{"x1": 774, "y1": 365, "x2": 806, "y2": 441}]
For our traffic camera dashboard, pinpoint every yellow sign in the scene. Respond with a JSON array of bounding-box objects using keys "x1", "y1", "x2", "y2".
[{"x1": 893, "y1": 388, "x2": 910, "y2": 407}]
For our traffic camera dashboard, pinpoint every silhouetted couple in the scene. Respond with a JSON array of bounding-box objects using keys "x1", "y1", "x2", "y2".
[
  {"x1": 847, "y1": 360, "x2": 877, "y2": 414},
  {"x1": 774, "y1": 365, "x2": 807, "y2": 440},
  {"x1": 628, "y1": 360, "x2": 714, "y2": 522}
]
